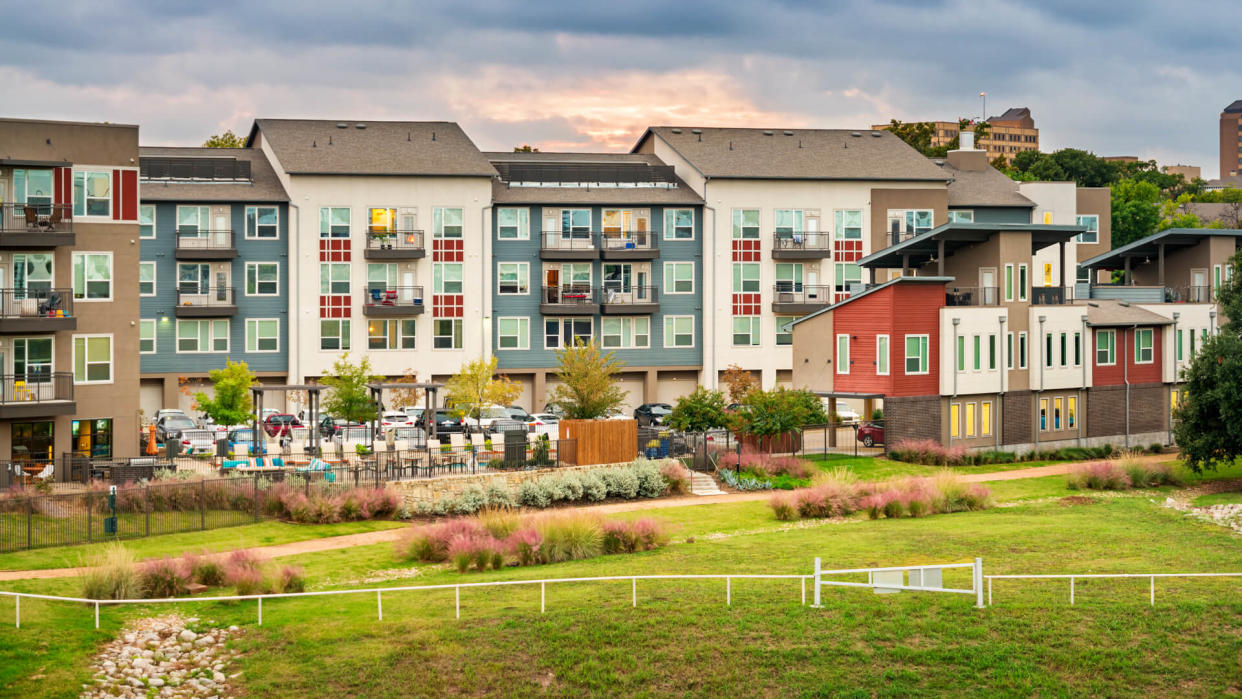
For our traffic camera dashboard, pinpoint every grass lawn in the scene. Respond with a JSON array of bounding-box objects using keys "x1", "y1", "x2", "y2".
[
  {"x1": 1192, "y1": 491, "x2": 1242, "y2": 507},
  {"x1": 3, "y1": 486, "x2": 1242, "y2": 696},
  {"x1": 807, "y1": 453, "x2": 1065, "y2": 479}
]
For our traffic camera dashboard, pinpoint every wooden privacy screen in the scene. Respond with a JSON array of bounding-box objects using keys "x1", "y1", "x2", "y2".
[{"x1": 558, "y1": 419, "x2": 638, "y2": 466}]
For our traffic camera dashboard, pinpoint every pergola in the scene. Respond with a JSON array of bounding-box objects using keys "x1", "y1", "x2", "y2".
[
  {"x1": 366, "y1": 381, "x2": 444, "y2": 447},
  {"x1": 248, "y1": 384, "x2": 324, "y2": 457},
  {"x1": 1079, "y1": 228, "x2": 1242, "y2": 285}
]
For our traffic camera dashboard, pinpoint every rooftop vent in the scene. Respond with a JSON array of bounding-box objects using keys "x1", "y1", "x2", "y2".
[
  {"x1": 763, "y1": 130, "x2": 774, "y2": 136},
  {"x1": 850, "y1": 132, "x2": 862, "y2": 137},
  {"x1": 870, "y1": 131, "x2": 882, "y2": 137},
  {"x1": 355, "y1": 123, "x2": 366, "y2": 129},
  {"x1": 783, "y1": 130, "x2": 793, "y2": 136},
  {"x1": 670, "y1": 128, "x2": 682, "y2": 134},
  {"x1": 690, "y1": 128, "x2": 702, "y2": 134},
  {"x1": 336, "y1": 123, "x2": 348, "y2": 129},
  {"x1": 933, "y1": 160, "x2": 945, "y2": 166}
]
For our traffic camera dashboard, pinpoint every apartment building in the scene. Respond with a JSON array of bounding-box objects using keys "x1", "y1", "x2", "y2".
[
  {"x1": 245, "y1": 119, "x2": 495, "y2": 387},
  {"x1": 1219, "y1": 100, "x2": 1242, "y2": 178},
  {"x1": 484, "y1": 151, "x2": 704, "y2": 411},
  {"x1": 871, "y1": 107, "x2": 1039, "y2": 163},
  {"x1": 632, "y1": 126, "x2": 952, "y2": 390},
  {"x1": 137, "y1": 146, "x2": 290, "y2": 415},
  {"x1": 0, "y1": 118, "x2": 142, "y2": 468}
]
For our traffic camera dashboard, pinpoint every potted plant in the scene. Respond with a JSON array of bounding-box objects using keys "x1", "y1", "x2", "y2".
[{"x1": 355, "y1": 444, "x2": 372, "y2": 456}]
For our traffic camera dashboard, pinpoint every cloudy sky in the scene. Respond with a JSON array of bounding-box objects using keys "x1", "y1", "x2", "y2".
[{"x1": 3, "y1": 0, "x2": 1238, "y2": 176}]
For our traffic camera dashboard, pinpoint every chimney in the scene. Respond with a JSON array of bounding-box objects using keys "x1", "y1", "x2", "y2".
[
  {"x1": 960, "y1": 129, "x2": 975, "y2": 151},
  {"x1": 947, "y1": 126, "x2": 988, "y2": 171}
]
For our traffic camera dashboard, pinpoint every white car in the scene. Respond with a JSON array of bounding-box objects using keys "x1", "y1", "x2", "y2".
[
  {"x1": 376, "y1": 411, "x2": 415, "y2": 438},
  {"x1": 463, "y1": 405, "x2": 520, "y2": 434},
  {"x1": 833, "y1": 407, "x2": 862, "y2": 424},
  {"x1": 530, "y1": 413, "x2": 560, "y2": 438}
]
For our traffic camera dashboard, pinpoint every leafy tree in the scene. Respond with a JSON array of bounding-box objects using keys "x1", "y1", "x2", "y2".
[
  {"x1": 513, "y1": 144, "x2": 540, "y2": 152},
  {"x1": 721, "y1": 364, "x2": 760, "y2": 404},
  {"x1": 667, "y1": 387, "x2": 730, "y2": 432},
  {"x1": 203, "y1": 130, "x2": 245, "y2": 148},
  {"x1": 385, "y1": 368, "x2": 425, "y2": 411},
  {"x1": 1158, "y1": 196, "x2": 1204, "y2": 232},
  {"x1": 886, "y1": 118, "x2": 989, "y2": 158},
  {"x1": 732, "y1": 388, "x2": 827, "y2": 437},
  {"x1": 1111, "y1": 179, "x2": 1162, "y2": 248},
  {"x1": 320, "y1": 354, "x2": 381, "y2": 425},
  {"x1": 193, "y1": 360, "x2": 256, "y2": 426},
  {"x1": 549, "y1": 340, "x2": 627, "y2": 419},
  {"x1": 443, "y1": 357, "x2": 522, "y2": 420}
]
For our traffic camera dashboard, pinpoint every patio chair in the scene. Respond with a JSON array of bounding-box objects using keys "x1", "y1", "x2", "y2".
[
  {"x1": 33, "y1": 463, "x2": 53, "y2": 482},
  {"x1": 369, "y1": 288, "x2": 383, "y2": 304},
  {"x1": 449, "y1": 433, "x2": 466, "y2": 451},
  {"x1": 47, "y1": 206, "x2": 63, "y2": 230},
  {"x1": 222, "y1": 459, "x2": 247, "y2": 470},
  {"x1": 23, "y1": 207, "x2": 37, "y2": 230},
  {"x1": 383, "y1": 289, "x2": 397, "y2": 305}
]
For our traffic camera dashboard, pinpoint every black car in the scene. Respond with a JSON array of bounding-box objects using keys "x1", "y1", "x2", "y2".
[
  {"x1": 634, "y1": 402, "x2": 673, "y2": 427},
  {"x1": 155, "y1": 415, "x2": 199, "y2": 444},
  {"x1": 422, "y1": 409, "x2": 467, "y2": 435}
]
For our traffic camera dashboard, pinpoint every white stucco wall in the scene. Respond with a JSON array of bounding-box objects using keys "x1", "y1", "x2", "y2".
[
  {"x1": 1028, "y1": 305, "x2": 1092, "y2": 390},
  {"x1": 938, "y1": 306, "x2": 1008, "y2": 396},
  {"x1": 1138, "y1": 303, "x2": 1216, "y2": 383}
]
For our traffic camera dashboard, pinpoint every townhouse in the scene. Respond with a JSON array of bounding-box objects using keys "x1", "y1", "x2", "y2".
[
  {"x1": 137, "y1": 146, "x2": 291, "y2": 415},
  {"x1": 485, "y1": 151, "x2": 704, "y2": 410},
  {"x1": 0, "y1": 118, "x2": 141, "y2": 468}
]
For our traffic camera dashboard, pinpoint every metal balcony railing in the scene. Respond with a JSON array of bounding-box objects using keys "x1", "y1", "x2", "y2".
[
  {"x1": 0, "y1": 372, "x2": 73, "y2": 404},
  {"x1": 0, "y1": 203, "x2": 73, "y2": 235},
  {"x1": 598, "y1": 230, "x2": 657, "y2": 252},
  {"x1": 771, "y1": 284, "x2": 832, "y2": 305},
  {"x1": 176, "y1": 286, "x2": 236, "y2": 308},
  {"x1": 541, "y1": 285, "x2": 598, "y2": 307},
  {"x1": 772, "y1": 231, "x2": 832, "y2": 253},
  {"x1": 175, "y1": 229, "x2": 235, "y2": 253},
  {"x1": 945, "y1": 286, "x2": 1001, "y2": 307},
  {"x1": 1031, "y1": 286, "x2": 1072, "y2": 305},
  {"x1": 541, "y1": 230, "x2": 597, "y2": 251},
  {"x1": 1167, "y1": 285, "x2": 1214, "y2": 303},
  {"x1": 362, "y1": 285, "x2": 425, "y2": 309},
  {"x1": 600, "y1": 285, "x2": 658, "y2": 305},
  {"x1": 0, "y1": 288, "x2": 72, "y2": 319},
  {"x1": 365, "y1": 229, "x2": 424, "y2": 253}
]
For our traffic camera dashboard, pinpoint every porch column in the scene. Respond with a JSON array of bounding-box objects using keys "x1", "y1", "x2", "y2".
[
  {"x1": 1157, "y1": 243, "x2": 1165, "y2": 286},
  {"x1": 532, "y1": 371, "x2": 547, "y2": 412},
  {"x1": 937, "y1": 239, "x2": 945, "y2": 277},
  {"x1": 1059, "y1": 241, "x2": 1067, "y2": 288},
  {"x1": 643, "y1": 369, "x2": 658, "y2": 404},
  {"x1": 1124, "y1": 256, "x2": 1131, "y2": 285},
  {"x1": 902, "y1": 254, "x2": 910, "y2": 275},
  {"x1": 828, "y1": 397, "x2": 838, "y2": 448}
]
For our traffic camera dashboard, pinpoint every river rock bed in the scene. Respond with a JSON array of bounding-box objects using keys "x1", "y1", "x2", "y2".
[{"x1": 81, "y1": 614, "x2": 242, "y2": 698}]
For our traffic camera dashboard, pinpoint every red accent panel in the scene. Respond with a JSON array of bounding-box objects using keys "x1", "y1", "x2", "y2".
[
  {"x1": 318, "y1": 238, "x2": 351, "y2": 262},
  {"x1": 1091, "y1": 327, "x2": 1162, "y2": 386},
  {"x1": 121, "y1": 170, "x2": 138, "y2": 220},
  {"x1": 731, "y1": 239, "x2": 760, "y2": 262},
  {"x1": 834, "y1": 240, "x2": 862, "y2": 262},
  {"x1": 433, "y1": 294, "x2": 464, "y2": 317},
  {"x1": 831, "y1": 282, "x2": 943, "y2": 397},
  {"x1": 53, "y1": 167, "x2": 64, "y2": 206},
  {"x1": 731, "y1": 293, "x2": 761, "y2": 316},
  {"x1": 112, "y1": 169, "x2": 122, "y2": 220},
  {"x1": 433, "y1": 239, "x2": 464, "y2": 262},
  {"x1": 318, "y1": 295, "x2": 352, "y2": 319}
]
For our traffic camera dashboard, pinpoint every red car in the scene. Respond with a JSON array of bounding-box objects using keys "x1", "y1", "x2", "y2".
[
  {"x1": 856, "y1": 422, "x2": 884, "y2": 448},
  {"x1": 263, "y1": 413, "x2": 303, "y2": 437}
]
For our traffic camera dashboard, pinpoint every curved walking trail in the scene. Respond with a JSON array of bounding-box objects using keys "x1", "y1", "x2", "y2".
[{"x1": 0, "y1": 456, "x2": 1171, "y2": 582}]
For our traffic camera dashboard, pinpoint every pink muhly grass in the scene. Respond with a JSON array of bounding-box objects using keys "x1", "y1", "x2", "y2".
[
  {"x1": 1067, "y1": 461, "x2": 1131, "y2": 490},
  {"x1": 769, "y1": 491, "x2": 799, "y2": 521},
  {"x1": 507, "y1": 526, "x2": 544, "y2": 566}
]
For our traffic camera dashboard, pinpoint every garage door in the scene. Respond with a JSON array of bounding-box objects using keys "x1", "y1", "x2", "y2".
[
  {"x1": 139, "y1": 380, "x2": 163, "y2": 421},
  {"x1": 616, "y1": 374, "x2": 644, "y2": 414},
  {"x1": 655, "y1": 371, "x2": 698, "y2": 405}
]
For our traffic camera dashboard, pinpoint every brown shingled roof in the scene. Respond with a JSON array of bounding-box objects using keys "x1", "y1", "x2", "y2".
[
  {"x1": 934, "y1": 159, "x2": 1035, "y2": 208},
  {"x1": 1086, "y1": 300, "x2": 1174, "y2": 327},
  {"x1": 139, "y1": 146, "x2": 289, "y2": 202}
]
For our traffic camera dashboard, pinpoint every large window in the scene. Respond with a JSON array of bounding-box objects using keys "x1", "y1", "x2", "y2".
[
  {"x1": 835, "y1": 263, "x2": 861, "y2": 294},
  {"x1": 72, "y1": 252, "x2": 112, "y2": 301},
  {"x1": 601, "y1": 317, "x2": 649, "y2": 349},
  {"x1": 72, "y1": 419, "x2": 113, "y2": 460},
  {"x1": 732, "y1": 209, "x2": 759, "y2": 239},
  {"x1": 368, "y1": 319, "x2": 416, "y2": 350},
  {"x1": 664, "y1": 262, "x2": 694, "y2": 294},
  {"x1": 433, "y1": 318, "x2": 463, "y2": 349},
  {"x1": 367, "y1": 263, "x2": 397, "y2": 290},
  {"x1": 320, "y1": 207, "x2": 350, "y2": 238},
  {"x1": 1096, "y1": 329, "x2": 1116, "y2": 365},
  {"x1": 497, "y1": 262, "x2": 529, "y2": 295},
  {"x1": 13, "y1": 169, "x2": 53, "y2": 207},
  {"x1": 176, "y1": 205, "x2": 210, "y2": 235},
  {"x1": 560, "y1": 209, "x2": 591, "y2": 239},
  {"x1": 434, "y1": 207, "x2": 464, "y2": 239},
  {"x1": 139, "y1": 320, "x2": 156, "y2": 354},
  {"x1": 177, "y1": 319, "x2": 229, "y2": 353},
  {"x1": 369, "y1": 208, "x2": 397, "y2": 234},
  {"x1": 497, "y1": 208, "x2": 530, "y2": 240},
  {"x1": 905, "y1": 335, "x2": 929, "y2": 374},
  {"x1": 245, "y1": 319, "x2": 280, "y2": 353},
  {"x1": 776, "y1": 317, "x2": 796, "y2": 347},
  {"x1": 139, "y1": 205, "x2": 156, "y2": 239},
  {"x1": 774, "y1": 209, "x2": 804, "y2": 235},
  {"x1": 732, "y1": 317, "x2": 760, "y2": 346},
  {"x1": 73, "y1": 335, "x2": 112, "y2": 384},
  {"x1": 497, "y1": 317, "x2": 529, "y2": 350},
  {"x1": 246, "y1": 263, "x2": 279, "y2": 296},
  {"x1": 663, "y1": 316, "x2": 694, "y2": 348},
  {"x1": 319, "y1": 263, "x2": 350, "y2": 294},
  {"x1": 836, "y1": 335, "x2": 850, "y2": 374},
  {"x1": 246, "y1": 206, "x2": 279, "y2": 239},
  {"x1": 73, "y1": 171, "x2": 111, "y2": 217},
  {"x1": 775, "y1": 263, "x2": 803, "y2": 292},
  {"x1": 887, "y1": 209, "x2": 933, "y2": 237},
  {"x1": 13, "y1": 338, "x2": 52, "y2": 382},
  {"x1": 1135, "y1": 328, "x2": 1154, "y2": 363},
  {"x1": 11, "y1": 421, "x2": 54, "y2": 462},
  {"x1": 834, "y1": 210, "x2": 862, "y2": 239},
  {"x1": 545, "y1": 317, "x2": 593, "y2": 349},
  {"x1": 14, "y1": 253, "x2": 52, "y2": 294},
  {"x1": 664, "y1": 209, "x2": 694, "y2": 240},
  {"x1": 732, "y1": 263, "x2": 760, "y2": 293},
  {"x1": 434, "y1": 263, "x2": 463, "y2": 294},
  {"x1": 320, "y1": 320, "x2": 350, "y2": 350},
  {"x1": 1076, "y1": 215, "x2": 1099, "y2": 244},
  {"x1": 177, "y1": 263, "x2": 210, "y2": 295},
  {"x1": 139, "y1": 262, "x2": 156, "y2": 296}
]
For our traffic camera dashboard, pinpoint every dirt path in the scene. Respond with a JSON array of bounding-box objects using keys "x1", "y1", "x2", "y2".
[{"x1": 0, "y1": 454, "x2": 1180, "y2": 582}]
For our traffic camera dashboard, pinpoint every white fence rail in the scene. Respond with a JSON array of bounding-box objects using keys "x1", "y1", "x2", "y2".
[
  {"x1": 811, "y1": 557, "x2": 984, "y2": 608},
  {"x1": 985, "y1": 572, "x2": 1242, "y2": 606}
]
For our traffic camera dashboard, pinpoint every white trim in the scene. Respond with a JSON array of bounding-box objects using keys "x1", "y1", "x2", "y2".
[
  {"x1": 72, "y1": 251, "x2": 113, "y2": 302},
  {"x1": 1017, "y1": 264, "x2": 1028, "y2": 302},
  {"x1": 600, "y1": 316, "x2": 650, "y2": 350},
  {"x1": 319, "y1": 262, "x2": 351, "y2": 295},
  {"x1": 139, "y1": 204, "x2": 156, "y2": 239},
  {"x1": 496, "y1": 207, "x2": 531, "y2": 241},
  {"x1": 836, "y1": 334, "x2": 850, "y2": 375},
  {"x1": 72, "y1": 169, "x2": 113, "y2": 219},
  {"x1": 496, "y1": 316, "x2": 530, "y2": 351},
  {"x1": 72, "y1": 333, "x2": 114, "y2": 385},
  {"x1": 319, "y1": 206, "x2": 351, "y2": 238},
  {"x1": 496, "y1": 261, "x2": 530, "y2": 295},
  {"x1": 662, "y1": 315, "x2": 694, "y2": 349},
  {"x1": 176, "y1": 318, "x2": 230, "y2": 354},
  {"x1": 245, "y1": 205, "x2": 281, "y2": 240},
  {"x1": 1018, "y1": 331, "x2": 1028, "y2": 370},
  {"x1": 319, "y1": 318, "x2": 351, "y2": 352},
  {"x1": 431, "y1": 317, "x2": 464, "y2": 351},
  {"x1": 1134, "y1": 327, "x2": 1154, "y2": 364},
  {"x1": 663, "y1": 208, "x2": 695, "y2": 241},
  {"x1": 245, "y1": 318, "x2": 281, "y2": 354},
  {"x1": 139, "y1": 319, "x2": 157, "y2": 355},
  {"x1": 365, "y1": 318, "x2": 417, "y2": 351},
  {"x1": 1004, "y1": 263, "x2": 1014, "y2": 302},
  {"x1": 731, "y1": 208, "x2": 761, "y2": 240},
  {"x1": 245, "y1": 262, "x2": 281, "y2": 297},
  {"x1": 433, "y1": 206, "x2": 465, "y2": 240},
  {"x1": 138, "y1": 261, "x2": 157, "y2": 297},
  {"x1": 434, "y1": 262, "x2": 465, "y2": 294},
  {"x1": 663, "y1": 261, "x2": 695, "y2": 295},
  {"x1": 904, "y1": 334, "x2": 930, "y2": 375},
  {"x1": 730, "y1": 316, "x2": 760, "y2": 347},
  {"x1": 1096, "y1": 329, "x2": 1117, "y2": 366}
]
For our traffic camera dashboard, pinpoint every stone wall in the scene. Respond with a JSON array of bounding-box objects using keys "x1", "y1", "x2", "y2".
[
  {"x1": 1087, "y1": 383, "x2": 1167, "y2": 438},
  {"x1": 389, "y1": 463, "x2": 636, "y2": 508}
]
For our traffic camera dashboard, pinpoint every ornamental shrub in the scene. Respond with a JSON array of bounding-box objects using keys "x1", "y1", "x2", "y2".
[
  {"x1": 601, "y1": 467, "x2": 640, "y2": 499},
  {"x1": 517, "y1": 480, "x2": 553, "y2": 508},
  {"x1": 580, "y1": 472, "x2": 607, "y2": 502},
  {"x1": 633, "y1": 460, "x2": 667, "y2": 498}
]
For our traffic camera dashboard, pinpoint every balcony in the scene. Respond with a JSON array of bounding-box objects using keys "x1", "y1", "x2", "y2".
[
  {"x1": 1165, "y1": 285, "x2": 1214, "y2": 304},
  {"x1": 0, "y1": 373, "x2": 75, "y2": 419},
  {"x1": 770, "y1": 284, "x2": 831, "y2": 314},
  {"x1": 175, "y1": 230, "x2": 237, "y2": 260},
  {"x1": 175, "y1": 286, "x2": 237, "y2": 317},
  {"x1": 772, "y1": 232, "x2": 832, "y2": 259},
  {"x1": 361, "y1": 285, "x2": 425, "y2": 317},
  {"x1": 364, "y1": 230, "x2": 425, "y2": 260},
  {"x1": 540, "y1": 231, "x2": 597, "y2": 260},
  {"x1": 1087, "y1": 284, "x2": 1166, "y2": 304},
  {"x1": 598, "y1": 231, "x2": 658, "y2": 260},
  {"x1": 600, "y1": 285, "x2": 659, "y2": 315},
  {"x1": 0, "y1": 204, "x2": 74, "y2": 248},
  {"x1": 945, "y1": 286, "x2": 1000, "y2": 307},
  {"x1": 1031, "y1": 286, "x2": 1073, "y2": 305},
  {"x1": 0, "y1": 289, "x2": 75, "y2": 333},
  {"x1": 540, "y1": 286, "x2": 598, "y2": 315}
]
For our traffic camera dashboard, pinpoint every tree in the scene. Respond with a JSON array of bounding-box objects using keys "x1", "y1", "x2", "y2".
[
  {"x1": 667, "y1": 387, "x2": 730, "y2": 432},
  {"x1": 513, "y1": 144, "x2": 540, "y2": 152},
  {"x1": 721, "y1": 364, "x2": 759, "y2": 404},
  {"x1": 385, "y1": 368, "x2": 425, "y2": 411},
  {"x1": 320, "y1": 354, "x2": 381, "y2": 425},
  {"x1": 886, "y1": 118, "x2": 989, "y2": 158},
  {"x1": 548, "y1": 340, "x2": 627, "y2": 419},
  {"x1": 443, "y1": 357, "x2": 522, "y2": 420},
  {"x1": 192, "y1": 360, "x2": 256, "y2": 426},
  {"x1": 732, "y1": 388, "x2": 827, "y2": 437},
  {"x1": 1111, "y1": 179, "x2": 1162, "y2": 248},
  {"x1": 203, "y1": 130, "x2": 245, "y2": 148}
]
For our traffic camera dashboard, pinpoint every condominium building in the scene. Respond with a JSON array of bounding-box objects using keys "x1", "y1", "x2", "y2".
[
  {"x1": 871, "y1": 107, "x2": 1039, "y2": 163},
  {"x1": 137, "y1": 146, "x2": 291, "y2": 415},
  {"x1": 1220, "y1": 100, "x2": 1242, "y2": 178},
  {"x1": 0, "y1": 118, "x2": 142, "y2": 467}
]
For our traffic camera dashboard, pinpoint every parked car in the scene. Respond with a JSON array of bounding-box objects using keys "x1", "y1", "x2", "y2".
[
  {"x1": 506, "y1": 405, "x2": 534, "y2": 422},
  {"x1": 634, "y1": 402, "x2": 673, "y2": 427},
  {"x1": 317, "y1": 414, "x2": 364, "y2": 439},
  {"x1": 262, "y1": 413, "x2": 302, "y2": 437},
  {"x1": 603, "y1": 407, "x2": 630, "y2": 421},
  {"x1": 422, "y1": 408, "x2": 467, "y2": 435},
  {"x1": 226, "y1": 427, "x2": 258, "y2": 455},
  {"x1": 402, "y1": 406, "x2": 425, "y2": 423},
  {"x1": 260, "y1": 408, "x2": 282, "y2": 421},
  {"x1": 856, "y1": 422, "x2": 885, "y2": 448},
  {"x1": 379, "y1": 410, "x2": 414, "y2": 431},
  {"x1": 154, "y1": 414, "x2": 198, "y2": 444},
  {"x1": 463, "y1": 405, "x2": 513, "y2": 433},
  {"x1": 531, "y1": 413, "x2": 560, "y2": 438},
  {"x1": 831, "y1": 406, "x2": 862, "y2": 424},
  {"x1": 541, "y1": 402, "x2": 565, "y2": 418}
]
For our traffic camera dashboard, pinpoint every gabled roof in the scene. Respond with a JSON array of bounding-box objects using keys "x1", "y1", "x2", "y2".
[
  {"x1": 1079, "y1": 227, "x2": 1242, "y2": 270},
  {"x1": 934, "y1": 158, "x2": 1035, "y2": 208},
  {"x1": 138, "y1": 147, "x2": 289, "y2": 202},
  {"x1": 1085, "y1": 299, "x2": 1174, "y2": 327},
  {"x1": 1223, "y1": 100, "x2": 1242, "y2": 115},
  {"x1": 859, "y1": 222, "x2": 1083, "y2": 269},
  {"x1": 789, "y1": 276, "x2": 955, "y2": 327},
  {"x1": 632, "y1": 126, "x2": 950, "y2": 182},
  {"x1": 987, "y1": 107, "x2": 1031, "y2": 122},
  {"x1": 486, "y1": 151, "x2": 703, "y2": 205},
  {"x1": 246, "y1": 119, "x2": 495, "y2": 177}
]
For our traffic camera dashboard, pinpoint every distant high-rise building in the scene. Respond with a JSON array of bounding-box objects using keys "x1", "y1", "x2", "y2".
[
  {"x1": 872, "y1": 106, "x2": 1038, "y2": 163},
  {"x1": 1219, "y1": 100, "x2": 1242, "y2": 178}
]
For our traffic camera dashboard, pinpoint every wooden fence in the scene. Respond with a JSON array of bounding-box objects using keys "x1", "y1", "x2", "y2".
[{"x1": 558, "y1": 419, "x2": 637, "y2": 466}]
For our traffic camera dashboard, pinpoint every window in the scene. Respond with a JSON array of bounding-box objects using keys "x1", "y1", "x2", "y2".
[
  {"x1": 1045, "y1": 333, "x2": 1054, "y2": 368},
  {"x1": 366, "y1": 263, "x2": 398, "y2": 290},
  {"x1": 497, "y1": 262, "x2": 529, "y2": 295},
  {"x1": 433, "y1": 207, "x2": 463, "y2": 239},
  {"x1": 664, "y1": 316, "x2": 694, "y2": 348},
  {"x1": 835, "y1": 263, "x2": 862, "y2": 294},
  {"x1": 73, "y1": 171, "x2": 110, "y2": 217},
  {"x1": 497, "y1": 317, "x2": 530, "y2": 350},
  {"x1": 367, "y1": 319, "x2": 416, "y2": 350},
  {"x1": 497, "y1": 208, "x2": 530, "y2": 240},
  {"x1": 1190, "y1": 328, "x2": 1197, "y2": 356},
  {"x1": 1054, "y1": 397, "x2": 1063, "y2": 430},
  {"x1": 319, "y1": 263, "x2": 350, "y2": 294},
  {"x1": 139, "y1": 205, "x2": 156, "y2": 239},
  {"x1": 1077, "y1": 266, "x2": 1091, "y2": 284},
  {"x1": 973, "y1": 335, "x2": 981, "y2": 371},
  {"x1": 956, "y1": 335, "x2": 966, "y2": 372},
  {"x1": 732, "y1": 263, "x2": 760, "y2": 293},
  {"x1": 836, "y1": 335, "x2": 850, "y2": 374},
  {"x1": 176, "y1": 205, "x2": 210, "y2": 236},
  {"x1": 73, "y1": 335, "x2": 112, "y2": 384},
  {"x1": 777, "y1": 317, "x2": 796, "y2": 347},
  {"x1": 1060, "y1": 332, "x2": 1068, "y2": 367},
  {"x1": 72, "y1": 253, "x2": 112, "y2": 300},
  {"x1": 433, "y1": 318, "x2": 463, "y2": 349},
  {"x1": 950, "y1": 403, "x2": 961, "y2": 438},
  {"x1": 1135, "y1": 328, "x2": 1154, "y2": 363},
  {"x1": 72, "y1": 419, "x2": 112, "y2": 460},
  {"x1": 774, "y1": 209, "x2": 804, "y2": 235},
  {"x1": 1018, "y1": 264, "x2": 1028, "y2": 302},
  {"x1": 601, "y1": 317, "x2": 649, "y2": 349},
  {"x1": 1073, "y1": 332, "x2": 1082, "y2": 366},
  {"x1": 1039, "y1": 398, "x2": 1048, "y2": 430},
  {"x1": 1096, "y1": 329, "x2": 1116, "y2": 365},
  {"x1": 12, "y1": 421, "x2": 54, "y2": 462},
  {"x1": 559, "y1": 209, "x2": 591, "y2": 239},
  {"x1": 905, "y1": 335, "x2": 929, "y2": 374},
  {"x1": 434, "y1": 263, "x2": 463, "y2": 294},
  {"x1": 1068, "y1": 396, "x2": 1077, "y2": 428},
  {"x1": 1076, "y1": 215, "x2": 1099, "y2": 244},
  {"x1": 245, "y1": 319, "x2": 280, "y2": 353},
  {"x1": 14, "y1": 337, "x2": 53, "y2": 382},
  {"x1": 246, "y1": 263, "x2": 279, "y2": 296},
  {"x1": 14, "y1": 253, "x2": 52, "y2": 294},
  {"x1": 664, "y1": 262, "x2": 694, "y2": 294},
  {"x1": 560, "y1": 263, "x2": 591, "y2": 289},
  {"x1": 177, "y1": 263, "x2": 209, "y2": 294},
  {"x1": 887, "y1": 209, "x2": 933, "y2": 237},
  {"x1": 988, "y1": 334, "x2": 997, "y2": 370},
  {"x1": 664, "y1": 209, "x2": 694, "y2": 240},
  {"x1": 320, "y1": 320, "x2": 350, "y2": 351},
  {"x1": 13, "y1": 168, "x2": 53, "y2": 207},
  {"x1": 981, "y1": 401, "x2": 992, "y2": 436},
  {"x1": 319, "y1": 207, "x2": 350, "y2": 238},
  {"x1": 1044, "y1": 263, "x2": 1053, "y2": 287},
  {"x1": 139, "y1": 320, "x2": 156, "y2": 354},
  {"x1": 177, "y1": 320, "x2": 229, "y2": 353},
  {"x1": 1176, "y1": 329, "x2": 1184, "y2": 361},
  {"x1": 138, "y1": 262, "x2": 156, "y2": 296},
  {"x1": 965, "y1": 403, "x2": 976, "y2": 437},
  {"x1": 1019, "y1": 332, "x2": 1028, "y2": 369},
  {"x1": 246, "y1": 206, "x2": 279, "y2": 239},
  {"x1": 733, "y1": 317, "x2": 760, "y2": 346},
  {"x1": 834, "y1": 210, "x2": 863, "y2": 239},
  {"x1": 876, "y1": 335, "x2": 890, "y2": 375},
  {"x1": 546, "y1": 318, "x2": 593, "y2": 349},
  {"x1": 775, "y1": 263, "x2": 803, "y2": 292},
  {"x1": 947, "y1": 210, "x2": 974, "y2": 224},
  {"x1": 1007, "y1": 332, "x2": 1014, "y2": 369},
  {"x1": 1004, "y1": 264, "x2": 1014, "y2": 302},
  {"x1": 732, "y1": 209, "x2": 760, "y2": 239}
]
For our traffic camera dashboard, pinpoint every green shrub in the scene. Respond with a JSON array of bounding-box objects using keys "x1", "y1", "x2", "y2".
[
  {"x1": 517, "y1": 480, "x2": 552, "y2": 508},
  {"x1": 580, "y1": 472, "x2": 607, "y2": 501},
  {"x1": 601, "y1": 467, "x2": 640, "y2": 499},
  {"x1": 633, "y1": 460, "x2": 667, "y2": 498},
  {"x1": 79, "y1": 544, "x2": 140, "y2": 600},
  {"x1": 483, "y1": 481, "x2": 515, "y2": 509}
]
